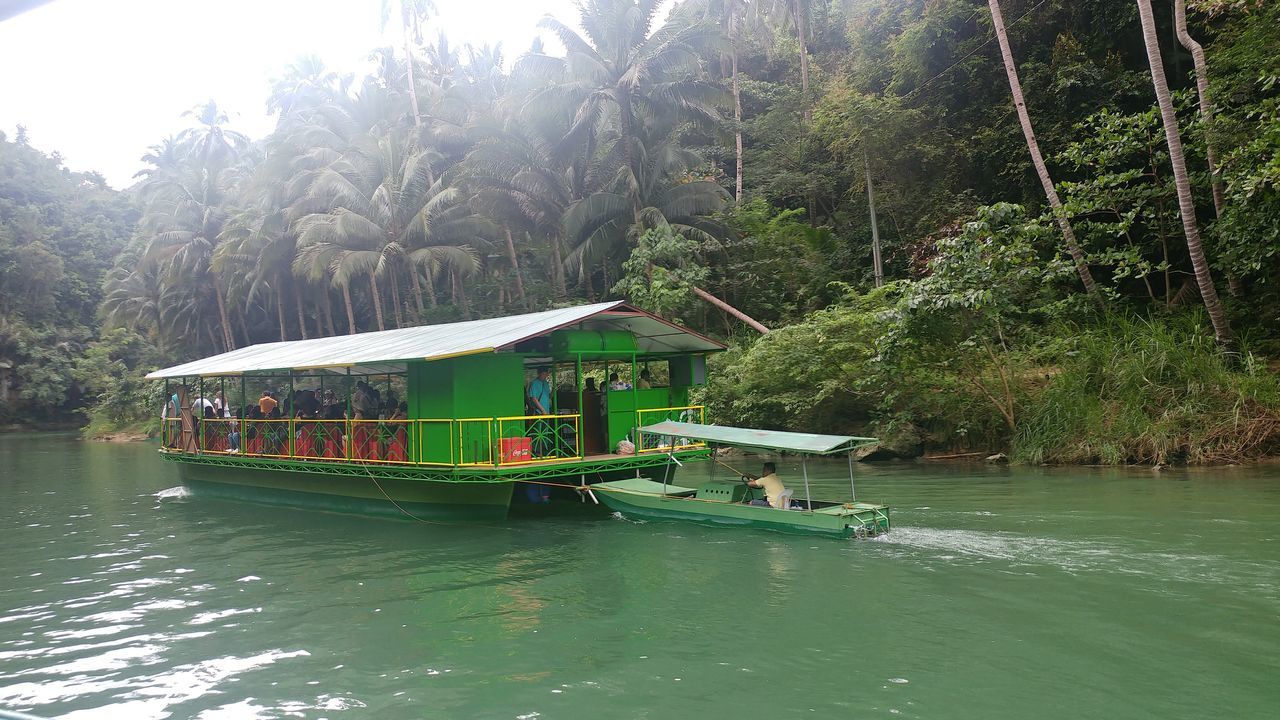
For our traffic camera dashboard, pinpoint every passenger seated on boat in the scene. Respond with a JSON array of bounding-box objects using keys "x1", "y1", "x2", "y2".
[
  {"x1": 258, "y1": 390, "x2": 278, "y2": 416},
  {"x1": 745, "y1": 462, "x2": 790, "y2": 509},
  {"x1": 637, "y1": 369, "x2": 653, "y2": 389},
  {"x1": 608, "y1": 372, "x2": 631, "y2": 391}
]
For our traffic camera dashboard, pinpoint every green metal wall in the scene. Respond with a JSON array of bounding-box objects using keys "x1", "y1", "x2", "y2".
[{"x1": 408, "y1": 354, "x2": 525, "y2": 464}]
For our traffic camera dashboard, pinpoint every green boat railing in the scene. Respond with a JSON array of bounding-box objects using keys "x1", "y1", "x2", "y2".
[
  {"x1": 162, "y1": 413, "x2": 591, "y2": 468},
  {"x1": 163, "y1": 405, "x2": 708, "y2": 469}
]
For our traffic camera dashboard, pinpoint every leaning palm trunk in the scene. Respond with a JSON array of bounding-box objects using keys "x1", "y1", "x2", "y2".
[
  {"x1": 988, "y1": 0, "x2": 1101, "y2": 303},
  {"x1": 1174, "y1": 0, "x2": 1240, "y2": 296},
  {"x1": 369, "y1": 274, "x2": 386, "y2": 331},
  {"x1": 293, "y1": 283, "x2": 308, "y2": 340},
  {"x1": 276, "y1": 286, "x2": 288, "y2": 342},
  {"x1": 342, "y1": 283, "x2": 357, "y2": 334},
  {"x1": 731, "y1": 10, "x2": 744, "y2": 201},
  {"x1": 693, "y1": 286, "x2": 769, "y2": 334},
  {"x1": 323, "y1": 294, "x2": 336, "y2": 337},
  {"x1": 390, "y1": 272, "x2": 404, "y2": 328},
  {"x1": 401, "y1": 2, "x2": 422, "y2": 127},
  {"x1": 212, "y1": 275, "x2": 236, "y2": 350},
  {"x1": 502, "y1": 224, "x2": 526, "y2": 305},
  {"x1": 452, "y1": 269, "x2": 470, "y2": 319},
  {"x1": 793, "y1": 0, "x2": 811, "y2": 124},
  {"x1": 409, "y1": 269, "x2": 426, "y2": 315},
  {"x1": 551, "y1": 235, "x2": 567, "y2": 298},
  {"x1": 1136, "y1": 0, "x2": 1232, "y2": 345},
  {"x1": 1174, "y1": 0, "x2": 1224, "y2": 215},
  {"x1": 423, "y1": 267, "x2": 438, "y2": 308}
]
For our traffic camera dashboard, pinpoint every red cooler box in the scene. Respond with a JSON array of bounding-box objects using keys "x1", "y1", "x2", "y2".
[{"x1": 500, "y1": 437, "x2": 532, "y2": 463}]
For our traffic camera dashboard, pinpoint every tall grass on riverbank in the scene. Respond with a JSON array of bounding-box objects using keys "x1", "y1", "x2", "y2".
[{"x1": 1015, "y1": 315, "x2": 1280, "y2": 465}]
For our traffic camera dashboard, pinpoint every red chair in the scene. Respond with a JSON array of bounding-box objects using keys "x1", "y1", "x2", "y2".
[
  {"x1": 387, "y1": 425, "x2": 407, "y2": 462},
  {"x1": 351, "y1": 424, "x2": 372, "y2": 460},
  {"x1": 295, "y1": 425, "x2": 313, "y2": 457}
]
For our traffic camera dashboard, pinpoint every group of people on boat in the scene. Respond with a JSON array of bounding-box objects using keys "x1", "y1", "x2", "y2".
[{"x1": 163, "y1": 382, "x2": 409, "y2": 461}]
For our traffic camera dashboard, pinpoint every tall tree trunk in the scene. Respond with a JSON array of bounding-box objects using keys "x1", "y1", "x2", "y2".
[
  {"x1": 369, "y1": 274, "x2": 386, "y2": 331},
  {"x1": 793, "y1": 0, "x2": 811, "y2": 124},
  {"x1": 401, "y1": 1, "x2": 422, "y2": 128},
  {"x1": 409, "y1": 268, "x2": 426, "y2": 315},
  {"x1": 551, "y1": 235, "x2": 567, "y2": 299},
  {"x1": 342, "y1": 283, "x2": 357, "y2": 334},
  {"x1": 865, "y1": 153, "x2": 884, "y2": 288},
  {"x1": 988, "y1": 0, "x2": 1101, "y2": 303},
  {"x1": 275, "y1": 286, "x2": 288, "y2": 342},
  {"x1": 502, "y1": 224, "x2": 526, "y2": 305},
  {"x1": 390, "y1": 272, "x2": 404, "y2": 328},
  {"x1": 1174, "y1": 0, "x2": 1224, "y2": 216},
  {"x1": 616, "y1": 89, "x2": 643, "y2": 220},
  {"x1": 236, "y1": 310, "x2": 250, "y2": 349},
  {"x1": 293, "y1": 282, "x2": 308, "y2": 340},
  {"x1": 731, "y1": 10, "x2": 744, "y2": 202},
  {"x1": 1137, "y1": 0, "x2": 1232, "y2": 346},
  {"x1": 1174, "y1": 0, "x2": 1240, "y2": 296},
  {"x1": 212, "y1": 275, "x2": 236, "y2": 350},
  {"x1": 323, "y1": 292, "x2": 336, "y2": 336},
  {"x1": 423, "y1": 267, "x2": 438, "y2": 308},
  {"x1": 452, "y1": 269, "x2": 471, "y2": 319}
]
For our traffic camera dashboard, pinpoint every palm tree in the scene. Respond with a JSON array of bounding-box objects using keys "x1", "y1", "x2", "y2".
[
  {"x1": 138, "y1": 152, "x2": 250, "y2": 352},
  {"x1": 294, "y1": 128, "x2": 482, "y2": 329},
  {"x1": 179, "y1": 100, "x2": 249, "y2": 171},
  {"x1": 521, "y1": 0, "x2": 724, "y2": 209},
  {"x1": 1135, "y1": 0, "x2": 1231, "y2": 345},
  {"x1": 987, "y1": 0, "x2": 1100, "y2": 302},
  {"x1": 561, "y1": 117, "x2": 734, "y2": 282},
  {"x1": 461, "y1": 110, "x2": 580, "y2": 300},
  {"x1": 267, "y1": 55, "x2": 345, "y2": 122},
  {"x1": 380, "y1": 0, "x2": 436, "y2": 127},
  {"x1": 756, "y1": 0, "x2": 814, "y2": 123}
]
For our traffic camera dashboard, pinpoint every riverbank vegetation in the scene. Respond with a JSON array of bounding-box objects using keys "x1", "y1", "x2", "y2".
[{"x1": 2, "y1": 0, "x2": 1277, "y2": 462}]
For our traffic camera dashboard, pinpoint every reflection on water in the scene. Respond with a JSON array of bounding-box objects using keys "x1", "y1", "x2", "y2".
[{"x1": 1, "y1": 435, "x2": 1279, "y2": 719}]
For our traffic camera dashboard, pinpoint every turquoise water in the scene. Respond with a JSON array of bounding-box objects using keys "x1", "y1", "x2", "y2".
[{"x1": 1, "y1": 433, "x2": 1278, "y2": 719}]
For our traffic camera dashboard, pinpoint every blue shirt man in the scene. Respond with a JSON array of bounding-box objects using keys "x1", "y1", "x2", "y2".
[{"x1": 528, "y1": 367, "x2": 552, "y2": 415}]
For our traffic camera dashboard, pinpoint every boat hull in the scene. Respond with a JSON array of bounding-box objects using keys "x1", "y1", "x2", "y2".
[
  {"x1": 593, "y1": 485, "x2": 890, "y2": 538},
  {"x1": 176, "y1": 461, "x2": 514, "y2": 521}
]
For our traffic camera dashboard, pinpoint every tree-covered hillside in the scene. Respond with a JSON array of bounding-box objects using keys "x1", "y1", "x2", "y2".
[
  {"x1": 0, "y1": 129, "x2": 137, "y2": 425},
  {"x1": 3, "y1": 0, "x2": 1278, "y2": 461}
]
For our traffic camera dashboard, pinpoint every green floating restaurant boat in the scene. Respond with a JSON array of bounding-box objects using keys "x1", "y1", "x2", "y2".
[
  {"x1": 592, "y1": 421, "x2": 891, "y2": 539},
  {"x1": 145, "y1": 300, "x2": 890, "y2": 538},
  {"x1": 146, "y1": 301, "x2": 725, "y2": 520}
]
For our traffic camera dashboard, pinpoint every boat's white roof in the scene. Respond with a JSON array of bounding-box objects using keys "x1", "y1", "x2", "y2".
[
  {"x1": 146, "y1": 301, "x2": 723, "y2": 379},
  {"x1": 639, "y1": 421, "x2": 878, "y2": 455}
]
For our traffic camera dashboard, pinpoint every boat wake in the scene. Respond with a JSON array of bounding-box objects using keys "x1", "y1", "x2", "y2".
[
  {"x1": 154, "y1": 486, "x2": 191, "y2": 500},
  {"x1": 876, "y1": 526, "x2": 1252, "y2": 586}
]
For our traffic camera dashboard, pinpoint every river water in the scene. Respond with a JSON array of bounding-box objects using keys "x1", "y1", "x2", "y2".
[{"x1": 1, "y1": 434, "x2": 1277, "y2": 719}]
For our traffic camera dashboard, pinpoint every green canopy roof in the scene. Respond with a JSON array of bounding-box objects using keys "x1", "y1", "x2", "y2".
[{"x1": 639, "y1": 421, "x2": 877, "y2": 455}]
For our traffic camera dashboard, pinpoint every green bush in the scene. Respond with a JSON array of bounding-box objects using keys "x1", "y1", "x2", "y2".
[{"x1": 1015, "y1": 314, "x2": 1280, "y2": 465}]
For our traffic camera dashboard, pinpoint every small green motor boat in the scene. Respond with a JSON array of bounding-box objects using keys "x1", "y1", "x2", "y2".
[{"x1": 591, "y1": 421, "x2": 890, "y2": 539}]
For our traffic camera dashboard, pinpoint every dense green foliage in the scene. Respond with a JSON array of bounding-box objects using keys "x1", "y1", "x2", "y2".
[
  {"x1": 0, "y1": 130, "x2": 137, "y2": 425},
  {"x1": 1016, "y1": 314, "x2": 1280, "y2": 464},
  {"x1": 3, "y1": 0, "x2": 1278, "y2": 459}
]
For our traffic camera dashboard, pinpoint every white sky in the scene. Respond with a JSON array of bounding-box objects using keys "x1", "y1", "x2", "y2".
[{"x1": 0, "y1": 0, "x2": 594, "y2": 188}]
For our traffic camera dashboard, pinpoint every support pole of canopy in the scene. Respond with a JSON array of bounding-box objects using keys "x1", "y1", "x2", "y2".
[
  {"x1": 802, "y1": 456, "x2": 812, "y2": 511},
  {"x1": 847, "y1": 451, "x2": 856, "y2": 501}
]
